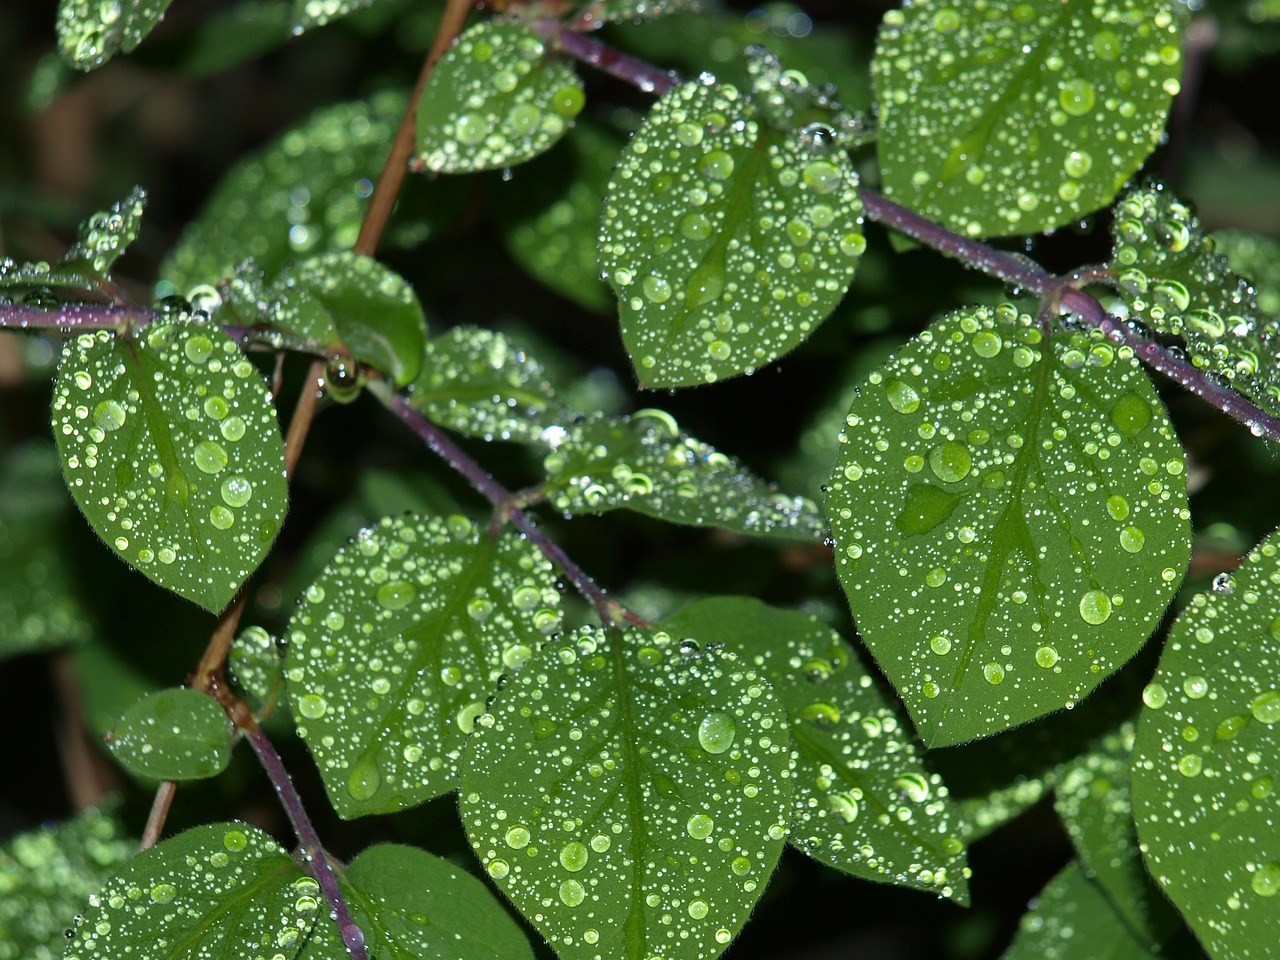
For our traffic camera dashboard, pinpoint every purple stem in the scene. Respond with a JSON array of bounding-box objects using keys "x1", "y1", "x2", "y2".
[
  {"x1": 543, "y1": 23, "x2": 1280, "y2": 445},
  {"x1": 0, "y1": 302, "x2": 156, "y2": 331},
  {"x1": 243, "y1": 724, "x2": 369, "y2": 960},
  {"x1": 372, "y1": 383, "x2": 634, "y2": 627}
]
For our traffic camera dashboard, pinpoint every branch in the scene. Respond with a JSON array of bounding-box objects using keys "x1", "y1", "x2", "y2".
[{"x1": 0, "y1": 301, "x2": 156, "y2": 331}]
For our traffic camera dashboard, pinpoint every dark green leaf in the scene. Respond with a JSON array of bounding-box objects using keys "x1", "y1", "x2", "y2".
[
  {"x1": 1001, "y1": 861, "x2": 1158, "y2": 960},
  {"x1": 0, "y1": 805, "x2": 134, "y2": 960},
  {"x1": 56, "y1": 0, "x2": 172, "y2": 70},
  {"x1": 297, "y1": 844, "x2": 536, "y2": 960},
  {"x1": 1131, "y1": 529, "x2": 1280, "y2": 960},
  {"x1": 543, "y1": 411, "x2": 826, "y2": 541},
  {"x1": 662, "y1": 597, "x2": 970, "y2": 902},
  {"x1": 408, "y1": 326, "x2": 575, "y2": 444},
  {"x1": 105, "y1": 688, "x2": 232, "y2": 780},
  {"x1": 592, "y1": 0, "x2": 703, "y2": 24},
  {"x1": 459, "y1": 625, "x2": 793, "y2": 960},
  {"x1": 271, "y1": 252, "x2": 427, "y2": 385},
  {"x1": 51, "y1": 322, "x2": 289, "y2": 613},
  {"x1": 827, "y1": 304, "x2": 1191, "y2": 746},
  {"x1": 416, "y1": 20, "x2": 584, "y2": 173},
  {"x1": 63, "y1": 823, "x2": 321, "y2": 960},
  {"x1": 1110, "y1": 185, "x2": 1280, "y2": 422},
  {"x1": 599, "y1": 79, "x2": 863, "y2": 387},
  {"x1": 875, "y1": 0, "x2": 1182, "y2": 236},
  {"x1": 284, "y1": 514, "x2": 564, "y2": 818},
  {"x1": 0, "y1": 188, "x2": 146, "y2": 293},
  {"x1": 0, "y1": 444, "x2": 91, "y2": 660},
  {"x1": 1216, "y1": 231, "x2": 1280, "y2": 321}
]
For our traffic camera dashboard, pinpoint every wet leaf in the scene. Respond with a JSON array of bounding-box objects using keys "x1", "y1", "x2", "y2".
[
  {"x1": 416, "y1": 20, "x2": 584, "y2": 173},
  {"x1": 292, "y1": 0, "x2": 388, "y2": 33},
  {"x1": 498, "y1": 121, "x2": 620, "y2": 313},
  {"x1": 662, "y1": 597, "x2": 970, "y2": 903},
  {"x1": 459, "y1": 625, "x2": 793, "y2": 960},
  {"x1": 0, "y1": 805, "x2": 134, "y2": 960},
  {"x1": 1131, "y1": 529, "x2": 1280, "y2": 960},
  {"x1": 0, "y1": 188, "x2": 146, "y2": 293},
  {"x1": 827, "y1": 303, "x2": 1191, "y2": 746},
  {"x1": 1054, "y1": 724, "x2": 1180, "y2": 948},
  {"x1": 161, "y1": 92, "x2": 465, "y2": 292},
  {"x1": 56, "y1": 0, "x2": 172, "y2": 70},
  {"x1": 63, "y1": 823, "x2": 322, "y2": 960},
  {"x1": 296, "y1": 844, "x2": 536, "y2": 960},
  {"x1": 408, "y1": 326, "x2": 575, "y2": 444},
  {"x1": 228, "y1": 625, "x2": 282, "y2": 706},
  {"x1": 105, "y1": 688, "x2": 232, "y2": 780},
  {"x1": 599, "y1": 79, "x2": 863, "y2": 387},
  {"x1": 542, "y1": 411, "x2": 826, "y2": 542},
  {"x1": 1216, "y1": 231, "x2": 1280, "y2": 321},
  {"x1": 0, "y1": 444, "x2": 91, "y2": 660},
  {"x1": 592, "y1": 0, "x2": 703, "y2": 24},
  {"x1": 1002, "y1": 861, "x2": 1157, "y2": 960},
  {"x1": 284, "y1": 513, "x2": 563, "y2": 818},
  {"x1": 271, "y1": 252, "x2": 427, "y2": 385},
  {"x1": 51, "y1": 322, "x2": 289, "y2": 613},
  {"x1": 1110, "y1": 185, "x2": 1280, "y2": 422},
  {"x1": 874, "y1": 0, "x2": 1181, "y2": 237}
]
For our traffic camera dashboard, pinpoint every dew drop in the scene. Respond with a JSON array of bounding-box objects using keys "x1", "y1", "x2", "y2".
[
  {"x1": 487, "y1": 859, "x2": 510, "y2": 879},
  {"x1": 697, "y1": 712, "x2": 736, "y2": 754},
  {"x1": 505, "y1": 826, "x2": 531, "y2": 849},
  {"x1": 193, "y1": 440, "x2": 229, "y2": 474},
  {"x1": 1035, "y1": 645, "x2": 1059, "y2": 668},
  {"x1": 220, "y1": 476, "x2": 253, "y2": 508},
  {"x1": 559, "y1": 841, "x2": 588, "y2": 872},
  {"x1": 1251, "y1": 863, "x2": 1280, "y2": 897},
  {"x1": 376, "y1": 581, "x2": 417, "y2": 610},
  {"x1": 1079, "y1": 590, "x2": 1112, "y2": 625},
  {"x1": 1249, "y1": 690, "x2": 1280, "y2": 724},
  {"x1": 982, "y1": 662, "x2": 1005, "y2": 685},
  {"x1": 1212, "y1": 573, "x2": 1236, "y2": 596},
  {"x1": 688, "y1": 900, "x2": 709, "y2": 919},
  {"x1": 1142, "y1": 683, "x2": 1167, "y2": 709},
  {"x1": 559, "y1": 879, "x2": 585, "y2": 907},
  {"x1": 347, "y1": 754, "x2": 381, "y2": 800},
  {"x1": 885, "y1": 378, "x2": 920, "y2": 414},
  {"x1": 686, "y1": 814, "x2": 714, "y2": 839},
  {"x1": 93, "y1": 399, "x2": 127, "y2": 432},
  {"x1": 297, "y1": 693, "x2": 327, "y2": 719}
]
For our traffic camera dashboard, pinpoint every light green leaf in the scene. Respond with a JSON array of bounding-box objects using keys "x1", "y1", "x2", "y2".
[
  {"x1": 1110, "y1": 186, "x2": 1280, "y2": 422},
  {"x1": 105, "y1": 688, "x2": 233, "y2": 780},
  {"x1": 543, "y1": 411, "x2": 826, "y2": 541},
  {"x1": 284, "y1": 513, "x2": 564, "y2": 818},
  {"x1": 56, "y1": 0, "x2": 172, "y2": 70},
  {"x1": 662, "y1": 597, "x2": 970, "y2": 902},
  {"x1": 874, "y1": 0, "x2": 1182, "y2": 237},
  {"x1": 599, "y1": 79, "x2": 863, "y2": 388},
  {"x1": 51, "y1": 322, "x2": 289, "y2": 613},
  {"x1": 161, "y1": 92, "x2": 465, "y2": 292},
  {"x1": 459, "y1": 625, "x2": 793, "y2": 960},
  {"x1": 498, "y1": 122, "x2": 619, "y2": 313},
  {"x1": 271, "y1": 252, "x2": 427, "y2": 385},
  {"x1": 228, "y1": 625, "x2": 282, "y2": 705},
  {"x1": 1002, "y1": 861, "x2": 1158, "y2": 960},
  {"x1": 63, "y1": 823, "x2": 322, "y2": 960},
  {"x1": 826, "y1": 303, "x2": 1191, "y2": 746},
  {"x1": 0, "y1": 444, "x2": 91, "y2": 660},
  {"x1": 408, "y1": 326, "x2": 575, "y2": 444},
  {"x1": 0, "y1": 805, "x2": 134, "y2": 960},
  {"x1": 1054, "y1": 724, "x2": 1180, "y2": 948},
  {"x1": 1131, "y1": 529, "x2": 1280, "y2": 960},
  {"x1": 0, "y1": 188, "x2": 146, "y2": 293},
  {"x1": 416, "y1": 20, "x2": 584, "y2": 173},
  {"x1": 296, "y1": 844, "x2": 536, "y2": 960}
]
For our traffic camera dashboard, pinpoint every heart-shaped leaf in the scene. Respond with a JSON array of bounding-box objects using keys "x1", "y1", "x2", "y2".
[{"x1": 105, "y1": 688, "x2": 233, "y2": 781}]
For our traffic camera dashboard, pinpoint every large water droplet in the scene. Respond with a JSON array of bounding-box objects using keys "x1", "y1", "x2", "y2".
[
  {"x1": 347, "y1": 754, "x2": 381, "y2": 801},
  {"x1": 1079, "y1": 590, "x2": 1112, "y2": 625},
  {"x1": 697, "y1": 712, "x2": 736, "y2": 754}
]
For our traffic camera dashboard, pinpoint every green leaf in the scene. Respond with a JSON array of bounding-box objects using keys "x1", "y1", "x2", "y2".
[
  {"x1": 1131, "y1": 529, "x2": 1280, "y2": 960},
  {"x1": 0, "y1": 187, "x2": 146, "y2": 293},
  {"x1": 0, "y1": 805, "x2": 134, "y2": 960},
  {"x1": 1110, "y1": 185, "x2": 1280, "y2": 422},
  {"x1": 105, "y1": 688, "x2": 233, "y2": 780},
  {"x1": 591, "y1": 0, "x2": 703, "y2": 24},
  {"x1": 0, "y1": 444, "x2": 91, "y2": 660},
  {"x1": 270, "y1": 252, "x2": 427, "y2": 385},
  {"x1": 498, "y1": 122, "x2": 619, "y2": 313},
  {"x1": 874, "y1": 0, "x2": 1182, "y2": 237},
  {"x1": 51, "y1": 322, "x2": 289, "y2": 613},
  {"x1": 1054, "y1": 724, "x2": 1180, "y2": 948},
  {"x1": 296, "y1": 844, "x2": 536, "y2": 960},
  {"x1": 63, "y1": 823, "x2": 322, "y2": 960},
  {"x1": 1216, "y1": 231, "x2": 1280, "y2": 321},
  {"x1": 543, "y1": 411, "x2": 826, "y2": 541},
  {"x1": 599, "y1": 79, "x2": 863, "y2": 387},
  {"x1": 161, "y1": 92, "x2": 466, "y2": 292},
  {"x1": 1001, "y1": 861, "x2": 1158, "y2": 960},
  {"x1": 416, "y1": 20, "x2": 585, "y2": 173},
  {"x1": 826, "y1": 304, "x2": 1191, "y2": 746},
  {"x1": 56, "y1": 0, "x2": 172, "y2": 70},
  {"x1": 662, "y1": 597, "x2": 970, "y2": 903},
  {"x1": 228, "y1": 625, "x2": 282, "y2": 706},
  {"x1": 459, "y1": 625, "x2": 793, "y2": 960},
  {"x1": 284, "y1": 513, "x2": 564, "y2": 818},
  {"x1": 408, "y1": 326, "x2": 574, "y2": 444},
  {"x1": 292, "y1": 0, "x2": 386, "y2": 33}
]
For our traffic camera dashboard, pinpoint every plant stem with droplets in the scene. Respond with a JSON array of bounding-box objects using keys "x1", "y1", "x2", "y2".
[
  {"x1": 0, "y1": 302, "x2": 156, "y2": 331},
  {"x1": 542, "y1": 24, "x2": 1280, "y2": 445}
]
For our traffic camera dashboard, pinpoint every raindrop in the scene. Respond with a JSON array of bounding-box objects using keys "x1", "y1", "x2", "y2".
[{"x1": 697, "y1": 712, "x2": 736, "y2": 754}]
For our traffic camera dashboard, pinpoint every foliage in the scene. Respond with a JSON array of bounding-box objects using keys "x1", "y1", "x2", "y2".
[{"x1": 2, "y1": 2, "x2": 1279, "y2": 960}]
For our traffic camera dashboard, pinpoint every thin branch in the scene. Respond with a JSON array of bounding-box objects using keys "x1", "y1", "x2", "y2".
[
  {"x1": 140, "y1": 781, "x2": 176, "y2": 851},
  {"x1": 354, "y1": 0, "x2": 476, "y2": 256},
  {"x1": 533, "y1": 19, "x2": 676, "y2": 94},
  {"x1": 0, "y1": 302, "x2": 155, "y2": 331},
  {"x1": 242, "y1": 721, "x2": 369, "y2": 960}
]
